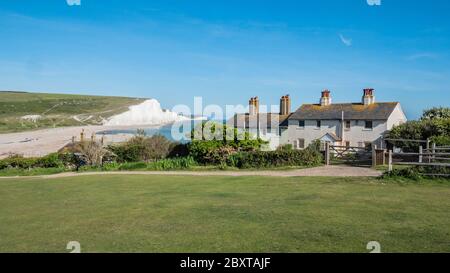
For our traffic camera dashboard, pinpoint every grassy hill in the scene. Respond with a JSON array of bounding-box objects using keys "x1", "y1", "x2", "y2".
[{"x1": 0, "y1": 91, "x2": 146, "y2": 133}]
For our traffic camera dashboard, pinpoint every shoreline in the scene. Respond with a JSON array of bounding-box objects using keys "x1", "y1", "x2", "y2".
[{"x1": 0, "y1": 124, "x2": 166, "y2": 159}]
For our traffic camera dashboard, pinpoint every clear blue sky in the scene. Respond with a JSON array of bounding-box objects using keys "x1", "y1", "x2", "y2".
[{"x1": 1, "y1": 0, "x2": 449, "y2": 119}]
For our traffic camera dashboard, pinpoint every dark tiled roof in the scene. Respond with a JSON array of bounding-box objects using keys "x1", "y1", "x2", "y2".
[
  {"x1": 289, "y1": 102, "x2": 399, "y2": 120},
  {"x1": 227, "y1": 113, "x2": 290, "y2": 129}
]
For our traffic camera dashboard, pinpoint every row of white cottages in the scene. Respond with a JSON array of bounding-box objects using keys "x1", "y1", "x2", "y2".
[{"x1": 227, "y1": 89, "x2": 407, "y2": 150}]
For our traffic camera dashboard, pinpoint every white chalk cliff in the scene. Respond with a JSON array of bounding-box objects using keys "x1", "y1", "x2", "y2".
[{"x1": 103, "y1": 99, "x2": 188, "y2": 126}]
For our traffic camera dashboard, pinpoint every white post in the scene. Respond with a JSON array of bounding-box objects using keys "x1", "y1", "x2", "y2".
[{"x1": 388, "y1": 150, "x2": 393, "y2": 172}]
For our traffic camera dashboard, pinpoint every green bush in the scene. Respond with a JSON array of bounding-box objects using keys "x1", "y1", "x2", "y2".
[
  {"x1": 430, "y1": 135, "x2": 450, "y2": 146},
  {"x1": 388, "y1": 107, "x2": 450, "y2": 152},
  {"x1": 0, "y1": 153, "x2": 63, "y2": 170},
  {"x1": 118, "y1": 162, "x2": 148, "y2": 170},
  {"x1": 383, "y1": 166, "x2": 450, "y2": 180},
  {"x1": 227, "y1": 148, "x2": 323, "y2": 169},
  {"x1": 277, "y1": 144, "x2": 293, "y2": 151},
  {"x1": 146, "y1": 157, "x2": 197, "y2": 170},
  {"x1": 0, "y1": 155, "x2": 36, "y2": 170},
  {"x1": 36, "y1": 153, "x2": 64, "y2": 168},
  {"x1": 108, "y1": 134, "x2": 175, "y2": 163},
  {"x1": 102, "y1": 162, "x2": 120, "y2": 171}
]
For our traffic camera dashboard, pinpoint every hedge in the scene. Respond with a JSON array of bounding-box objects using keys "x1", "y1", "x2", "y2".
[
  {"x1": 227, "y1": 149, "x2": 323, "y2": 169},
  {"x1": 0, "y1": 153, "x2": 64, "y2": 170}
]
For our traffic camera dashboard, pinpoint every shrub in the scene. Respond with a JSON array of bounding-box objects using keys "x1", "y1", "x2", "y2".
[
  {"x1": 388, "y1": 107, "x2": 450, "y2": 152},
  {"x1": 0, "y1": 153, "x2": 64, "y2": 170},
  {"x1": 118, "y1": 162, "x2": 148, "y2": 170},
  {"x1": 71, "y1": 141, "x2": 111, "y2": 166},
  {"x1": 430, "y1": 135, "x2": 450, "y2": 146},
  {"x1": 228, "y1": 148, "x2": 323, "y2": 169},
  {"x1": 36, "y1": 153, "x2": 64, "y2": 168},
  {"x1": 277, "y1": 144, "x2": 293, "y2": 151},
  {"x1": 187, "y1": 140, "x2": 225, "y2": 163},
  {"x1": 0, "y1": 155, "x2": 36, "y2": 170},
  {"x1": 108, "y1": 134, "x2": 174, "y2": 162},
  {"x1": 203, "y1": 146, "x2": 237, "y2": 165},
  {"x1": 116, "y1": 157, "x2": 197, "y2": 171},
  {"x1": 382, "y1": 167, "x2": 422, "y2": 180},
  {"x1": 383, "y1": 166, "x2": 450, "y2": 180},
  {"x1": 102, "y1": 162, "x2": 120, "y2": 171},
  {"x1": 168, "y1": 143, "x2": 190, "y2": 158},
  {"x1": 146, "y1": 157, "x2": 197, "y2": 170}
]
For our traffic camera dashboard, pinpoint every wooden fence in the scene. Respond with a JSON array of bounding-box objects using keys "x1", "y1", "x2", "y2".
[{"x1": 387, "y1": 144, "x2": 450, "y2": 176}]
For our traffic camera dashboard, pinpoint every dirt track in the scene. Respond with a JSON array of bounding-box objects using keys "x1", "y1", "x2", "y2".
[{"x1": 0, "y1": 165, "x2": 383, "y2": 179}]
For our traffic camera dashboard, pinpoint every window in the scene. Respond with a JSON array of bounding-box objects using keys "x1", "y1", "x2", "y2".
[
  {"x1": 293, "y1": 139, "x2": 305, "y2": 149},
  {"x1": 345, "y1": 141, "x2": 351, "y2": 148},
  {"x1": 298, "y1": 139, "x2": 305, "y2": 149},
  {"x1": 316, "y1": 120, "x2": 321, "y2": 128},
  {"x1": 298, "y1": 120, "x2": 305, "y2": 128},
  {"x1": 365, "y1": 121, "x2": 373, "y2": 129},
  {"x1": 365, "y1": 142, "x2": 372, "y2": 150},
  {"x1": 345, "y1": 120, "x2": 351, "y2": 129}
]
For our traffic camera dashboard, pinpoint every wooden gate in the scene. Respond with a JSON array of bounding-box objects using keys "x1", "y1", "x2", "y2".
[{"x1": 325, "y1": 144, "x2": 373, "y2": 167}]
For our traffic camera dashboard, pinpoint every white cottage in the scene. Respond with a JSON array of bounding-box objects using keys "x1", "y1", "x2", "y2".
[
  {"x1": 228, "y1": 89, "x2": 407, "y2": 151},
  {"x1": 280, "y1": 89, "x2": 407, "y2": 149}
]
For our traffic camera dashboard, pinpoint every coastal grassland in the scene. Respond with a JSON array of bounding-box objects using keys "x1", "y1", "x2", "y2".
[
  {"x1": 0, "y1": 91, "x2": 146, "y2": 133},
  {"x1": 1, "y1": 175, "x2": 449, "y2": 253}
]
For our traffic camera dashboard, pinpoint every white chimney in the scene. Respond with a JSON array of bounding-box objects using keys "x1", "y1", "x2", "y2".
[
  {"x1": 320, "y1": 90, "x2": 332, "y2": 106},
  {"x1": 363, "y1": 88, "x2": 375, "y2": 105}
]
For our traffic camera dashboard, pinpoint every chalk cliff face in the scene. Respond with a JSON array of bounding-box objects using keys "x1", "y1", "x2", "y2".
[{"x1": 103, "y1": 99, "x2": 188, "y2": 126}]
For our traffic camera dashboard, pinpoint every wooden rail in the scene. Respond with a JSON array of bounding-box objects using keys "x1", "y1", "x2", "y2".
[{"x1": 394, "y1": 162, "x2": 450, "y2": 167}]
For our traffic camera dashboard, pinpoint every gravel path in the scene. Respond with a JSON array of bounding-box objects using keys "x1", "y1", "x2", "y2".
[{"x1": 0, "y1": 166, "x2": 382, "y2": 179}]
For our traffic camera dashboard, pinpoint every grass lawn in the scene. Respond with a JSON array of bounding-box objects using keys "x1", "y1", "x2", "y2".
[{"x1": 0, "y1": 175, "x2": 449, "y2": 253}]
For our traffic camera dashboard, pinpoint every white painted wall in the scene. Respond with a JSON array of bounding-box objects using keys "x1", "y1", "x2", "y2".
[{"x1": 387, "y1": 104, "x2": 408, "y2": 130}]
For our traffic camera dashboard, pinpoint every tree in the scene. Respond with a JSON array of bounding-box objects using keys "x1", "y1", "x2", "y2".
[
  {"x1": 187, "y1": 122, "x2": 267, "y2": 163},
  {"x1": 421, "y1": 107, "x2": 450, "y2": 121},
  {"x1": 388, "y1": 107, "x2": 450, "y2": 151},
  {"x1": 74, "y1": 141, "x2": 109, "y2": 166}
]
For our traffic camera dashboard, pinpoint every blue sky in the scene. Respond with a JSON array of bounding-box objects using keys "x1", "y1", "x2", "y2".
[{"x1": 0, "y1": 0, "x2": 449, "y2": 119}]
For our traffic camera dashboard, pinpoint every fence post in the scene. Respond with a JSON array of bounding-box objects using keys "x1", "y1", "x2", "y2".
[
  {"x1": 426, "y1": 139, "x2": 431, "y2": 163},
  {"x1": 432, "y1": 143, "x2": 436, "y2": 162},
  {"x1": 388, "y1": 150, "x2": 393, "y2": 172},
  {"x1": 419, "y1": 146, "x2": 423, "y2": 163},
  {"x1": 325, "y1": 142, "x2": 330, "y2": 166},
  {"x1": 372, "y1": 145, "x2": 377, "y2": 168}
]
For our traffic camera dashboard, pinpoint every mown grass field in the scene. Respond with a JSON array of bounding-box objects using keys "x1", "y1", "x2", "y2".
[
  {"x1": 0, "y1": 91, "x2": 145, "y2": 133},
  {"x1": 1, "y1": 175, "x2": 449, "y2": 253}
]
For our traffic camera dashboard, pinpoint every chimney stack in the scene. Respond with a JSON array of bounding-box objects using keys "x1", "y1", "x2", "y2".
[
  {"x1": 280, "y1": 95, "x2": 291, "y2": 116},
  {"x1": 362, "y1": 88, "x2": 375, "y2": 105},
  {"x1": 249, "y1": 97, "x2": 260, "y2": 115},
  {"x1": 320, "y1": 90, "x2": 332, "y2": 106}
]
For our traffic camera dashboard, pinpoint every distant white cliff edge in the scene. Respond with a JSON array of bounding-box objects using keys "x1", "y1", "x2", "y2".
[{"x1": 103, "y1": 99, "x2": 189, "y2": 126}]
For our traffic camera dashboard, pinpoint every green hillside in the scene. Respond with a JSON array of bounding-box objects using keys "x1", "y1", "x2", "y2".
[{"x1": 0, "y1": 91, "x2": 146, "y2": 133}]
